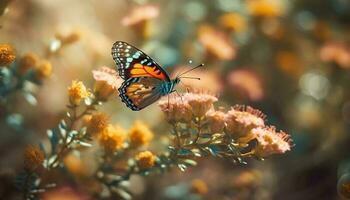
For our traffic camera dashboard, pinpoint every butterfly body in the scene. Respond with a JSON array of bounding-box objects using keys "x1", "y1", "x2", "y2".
[{"x1": 112, "y1": 41, "x2": 179, "y2": 111}]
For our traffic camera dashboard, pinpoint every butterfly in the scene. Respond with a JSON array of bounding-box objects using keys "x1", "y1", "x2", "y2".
[{"x1": 111, "y1": 41, "x2": 203, "y2": 111}]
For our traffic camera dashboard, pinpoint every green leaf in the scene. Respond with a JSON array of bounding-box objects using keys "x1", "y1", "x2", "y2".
[
  {"x1": 47, "y1": 129, "x2": 59, "y2": 154},
  {"x1": 23, "y1": 92, "x2": 37, "y2": 105},
  {"x1": 177, "y1": 164, "x2": 187, "y2": 172},
  {"x1": 207, "y1": 144, "x2": 220, "y2": 157},
  {"x1": 182, "y1": 159, "x2": 197, "y2": 166},
  {"x1": 177, "y1": 149, "x2": 192, "y2": 156},
  {"x1": 199, "y1": 133, "x2": 212, "y2": 138}
]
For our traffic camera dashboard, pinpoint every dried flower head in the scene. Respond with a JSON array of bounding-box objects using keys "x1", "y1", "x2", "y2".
[
  {"x1": 225, "y1": 105, "x2": 266, "y2": 137},
  {"x1": 121, "y1": 5, "x2": 159, "y2": 26},
  {"x1": 92, "y1": 66, "x2": 122, "y2": 101},
  {"x1": 24, "y1": 145, "x2": 44, "y2": 172},
  {"x1": 86, "y1": 112, "x2": 109, "y2": 135},
  {"x1": 35, "y1": 59, "x2": 52, "y2": 79},
  {"x1": 18, "y1": 52, "x2": 39, "y2": 74},
  {"x1": 185, "y1": 91, "x2": 218, "y2": 117},
  {"x1": 129, "y1": 121, "x2": 154, "y2": 147},
  {"x1": 227, "y1": 69, "x2": 264, "y2": 101},
  {"x1": 159, "y1": 94, "x2": 192, "y2": 123},
  {"x1": 247, "y1": 0, "x2": 284, "y2": 17},
  {"x1": 99, "y1": 125, "x2": 127, "y2": 152},
  {"x1": 190, "y1": 179, "x2": 208, "y2": 195},
  {"x1": 219, "y1": 13, "x2": 247, "y2": 32},
  {"x1": 0, "y1": 44, "x2": 16, "y2": 66},
  {"x1": 135, "y1": 151, "x2": 156, "y2": 169},
  {"x1": 320, "y1": 42, "x2": 350, "y2": 69},
  {"x1": 206, "y1": 110, "x2": 226, "y2": 133},
  {"x1": 252, "y1": 126, "x2": 292, "y2": 157},
  {"x1": 198, "y1": 25, "x2": 236, "y2": 60},
  {"x1": 67, "y1": 80, "x2": 91, "y2": 105}
]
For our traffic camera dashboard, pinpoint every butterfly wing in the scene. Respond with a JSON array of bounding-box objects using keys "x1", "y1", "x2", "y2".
[
  {"x1": 111, "y1": 41, "x2": 170, "y2": 81},
  {"x1": 118, "y1": 77, "x2": 163, "y2": 111}
]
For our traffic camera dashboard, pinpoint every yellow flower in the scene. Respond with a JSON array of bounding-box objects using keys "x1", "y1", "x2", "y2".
[
  {"x1": 68, "y1": 80, "x2": 90, "y2": 105},
  {"x1": 232, "y1": 170, "x2": 262, "y2": 188},
  {"x1": 206, "y1": 110, "x2": 226, "y2": 133},
  {"x1": 35, "y1": 59, "x2": 52, "y2": 79},
  {"x1": 129, "y1": 121, "x2": 154, "y2": 147},
  {"x1": 0, "y1": 44, "x2": 16, "y2": 66},
  {"x1": 135, "y1": 151, "x2": 156, "y2": 169},
  {"x1": 24, "y1": 145, "x2": 44, "y2": 172},
  {"x1": 247, "y1": 0, "x2": 284, "y2": 17},
  {"x1": 86, "y1": 113, "x2": 109, "y2": 135},
  {"x1": 219, "y1": 13, "x2": 247, "y2": 32},
  {"x1": 99, "y1": 125, "x2": 126, "y2": 152},
  {"x1": 190, "y1": 179, "x2": 208, "y2": 195},
  {"x1": 18, "y1": 52, "x2": 39, "y2": 75}
]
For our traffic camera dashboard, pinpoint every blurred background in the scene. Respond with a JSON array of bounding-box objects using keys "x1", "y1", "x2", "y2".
[{"x1": 1, "y1": 0, "x2": 350, "y2": 199}]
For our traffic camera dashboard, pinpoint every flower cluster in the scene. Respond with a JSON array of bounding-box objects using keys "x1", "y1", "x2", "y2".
[{"x1": 159, "y1": 91, "x2": 292, "y2": 161}]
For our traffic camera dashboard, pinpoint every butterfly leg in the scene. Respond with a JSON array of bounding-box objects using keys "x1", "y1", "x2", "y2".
[{"x1": 175, "y1": 90, "x2": 184, "y2": 103}]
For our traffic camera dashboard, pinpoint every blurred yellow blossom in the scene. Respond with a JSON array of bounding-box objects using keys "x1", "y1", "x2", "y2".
[
  {"x1": 338, "y1": 174, "x2": 350, "y2": 199},
  {"x1": 24, "y1": 145, "x2": 44, "y2": 172},
  {"x1": 92, "y1": 66, "x2": 122, "y2": 101},
  {"x1": 86, "y1": 112, "x2": 109, "y2": 136},
  {"x1": 198, "y1": 25, "x2": 236, "y2": 60},
  {"x1": 135, "y1": 151, "x2": 156, "y2": 169},
  {"x1": 35, "y1": 60, "x2": 52, "y2": 80},
  {"x1": 18, "y1": 52, "x2": 39, "y2": 75},
  {"x1": 252, "y1": 126, "x2": 292, "y2": 157},
  {"x1": 0, "y1": 44, "x2": 16, "y2": 66},
  {"x1": 225, "y1": 105, "x2": 266, "y2": 137},
  {"x1": 190, "y1": 179, "x2": 208, "y2": 195},
  {"x1": 129, "y1": 121, "x2": 154, "y2": 147},
  {"x1": 55, "y1": 30, "x2": 82, "y2": 46},
  {"x1": 219, "y1": 13, "x2": 247, "y2": 33},
  {"x1": 276, "y1": 52, "x2": 304, "y2": 78},
  {"x1": 68, "y1": 80, "x2": 91, "y2": 105},
  {"x1": 63, "y1": 153, "x2": 87, "y2": 176},
  {"x1": 232, "y1": 170, "x2": 262, "y2": 188},
  {"x1": 99, "y1": 125, "x2": 127, "y2": 152},
  {"x1": 247, "y1": 0, "x2": 285, "y2": 17}
]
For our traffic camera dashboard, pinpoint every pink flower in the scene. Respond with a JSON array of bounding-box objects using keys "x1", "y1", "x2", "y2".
[
  {"x1": 320, "y1": 42, "x2": 350, "y2": 69},
  {"x1": 184, "y1": 91, "x2": 218, "y2": 117},
  {"x1": 251, "y1": 126, "x2": 292, "y2": 157},
  {"x1": 198, "y1": 25, "x2": 236, "y2": 60},
  {"x1": 158, "y1": 94, "x2": 192, "y2": 123},
  {"x1": 206, "y1": 110, "x2": 226, "y2": 133},
  {"x1": 227, "y1": 69, "x2": 264, "y2": 101},
  {"x1": 92, "y1": 66, "x2": 122, "y2": 100},
  {"x1": 121, "y1": 5, "x2": 159, "y2": 26},
  {"x1": 225, "y1": 105, "x2": 265, "y2": 137}
]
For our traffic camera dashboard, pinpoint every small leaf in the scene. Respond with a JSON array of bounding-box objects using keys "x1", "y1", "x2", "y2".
[
  {"x1": 77, "y1": 141, "x2": 92, "y2": 147},
  {"x1": 23, "y1": 92, "x2": 37, "y2": 105},
  {"x1": 177, "y1": 164, "x2": 187, "y2": 172},
  {"x1": 177, "y1": 149, "x2": 192, "y2": 156},
  {"x1": 182, "y1": 159, "x2": 197, "y2": 166},
  {"x1": 199, "y1": 133, "x2": 212, "y2": 138}
]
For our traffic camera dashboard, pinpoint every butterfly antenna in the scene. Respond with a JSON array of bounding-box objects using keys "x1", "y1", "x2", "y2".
[
  {"x1": 180, "y1": 76, "x2": 201, "y2": 80},
  {"x1": 178, "y1": 63, "x2": 204, "y2": 77}
]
